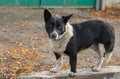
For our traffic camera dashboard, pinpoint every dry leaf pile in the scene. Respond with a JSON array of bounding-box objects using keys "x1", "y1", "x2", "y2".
[
  {"x1": 92, "y1": 7, "x2": 120, "y2": 20},
  {"x1": 0, "y1": 42, "x2": 48, "y2": 79}
]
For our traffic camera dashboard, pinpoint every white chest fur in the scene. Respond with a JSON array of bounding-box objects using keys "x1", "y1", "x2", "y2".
[{"x1": 50, "y1": 23, "x2": 73, "y2": 55}]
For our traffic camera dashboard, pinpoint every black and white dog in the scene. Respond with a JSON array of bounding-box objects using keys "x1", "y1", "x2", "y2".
[{"x1": 44, "y1": 9, "x2": 115, "y2": 76}]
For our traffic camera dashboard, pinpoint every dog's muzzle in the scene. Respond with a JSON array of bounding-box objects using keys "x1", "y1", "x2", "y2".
[
  {"x1": 50, "y1": 31, "x2": 58, "y2": 39},
  {"x1": 50, "y1": 33, "x2": 57, "y2": 39}
]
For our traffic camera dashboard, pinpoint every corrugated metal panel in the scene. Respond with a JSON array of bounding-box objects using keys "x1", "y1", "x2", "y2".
[
  {"x1": 0, "y1": 0, "x2": 96, "y2": 6},
  {"x1": 41, "y1": 0, "x2": 64, "y2": 6},
  {"x1": 64, "y1": 0, "x2": 96, "y2": 6},
  {"x1": 41, "y1": 0, "x2": 96, "y2": 6},
  {"x1": 0, "y1": 0, "x2": 40, "y2": 6}
]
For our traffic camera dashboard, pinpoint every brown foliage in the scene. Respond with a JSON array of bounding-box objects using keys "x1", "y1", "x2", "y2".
[{"x1": 0, "y1": 42, "x2": 47, "y2": 79}]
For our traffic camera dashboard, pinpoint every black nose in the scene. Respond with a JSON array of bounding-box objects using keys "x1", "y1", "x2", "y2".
[
  {"x1": 50, "y1": 33, "x2": 57, "y2": 39},
  {"x1": 51, "y1": 33, "x2": 57, "y2": 38}
]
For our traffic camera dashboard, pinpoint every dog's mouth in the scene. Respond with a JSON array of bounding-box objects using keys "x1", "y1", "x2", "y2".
[
  {"x1": 49, "y1": 33, "x2": 66, "y2": 40},
  {"x1": 49, "y1": 30, "x2": 63, "y2": 40},
  {"x1": 49, "y1": 27, "x2": 67, "y2": 40},
  {"x1": 49, "y1": 33, "x2": 59, "y2": 40},
  {"x1": 49, "y1": 36, "x2": 58, "y2": 40}
]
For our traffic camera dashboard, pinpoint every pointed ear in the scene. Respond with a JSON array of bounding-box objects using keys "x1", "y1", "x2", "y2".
[
  {"x1": 62, "y1": 14, "x2": 73, "y2": 24},
  {"x1": 44, "y1": 9, "x2": 52, "y2": 23}
]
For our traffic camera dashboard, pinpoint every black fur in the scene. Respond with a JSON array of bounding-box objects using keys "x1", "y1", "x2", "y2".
[
  {"x1": 44, "y1": 9, "x2": 73, "y2": 39},
  {"x1": 44, "y1": 9, "x2": 115, "y2": 74},
  {"x1": 64, "y1": 20, "x2": 115, "y2": 72}
]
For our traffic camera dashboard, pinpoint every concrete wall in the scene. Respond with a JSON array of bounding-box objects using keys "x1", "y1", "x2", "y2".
[{"x1": 106, "y1": 0, "x2": 120, "y2": 7}]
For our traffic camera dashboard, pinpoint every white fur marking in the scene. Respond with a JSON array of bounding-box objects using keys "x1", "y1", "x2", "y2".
[
  {"x1": 92, "y1": 44, "x2": 105, "y2": 71},
  {"x1": 55, "y1": 15, "x2": 61, "y2": 18},
  {"x1": 51, "y1": 30, "x2": 59, "y2": 39},
  {"x1": 105, "y1": 53, "x2": 113, "y2": 64},
  {"x1": 93, "y1": 57, "x2": 105, "y2": 71},
  {"x1": 50, "y1": 23, "x2": 73, "y2": 54},
  {"x1": 69, "y1": 71, "x2": 77, "y2": 76},
  {"x1": 50, "y1": 56, "x2": 63, "y2": 72}
]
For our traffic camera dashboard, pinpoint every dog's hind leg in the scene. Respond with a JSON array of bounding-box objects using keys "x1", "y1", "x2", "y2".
[
  {"x1": 92, "y1": 44, "x2": 105, "y2": 71},
  {"x1": 50, "y1": 53, "x2": 63, "y2": 73},
  {"x1": 104, "y1": 42, "x2": 114, "y2": 64},
  {"x1": 104, "y1": 52, "x2": 113, "y2": 64}
]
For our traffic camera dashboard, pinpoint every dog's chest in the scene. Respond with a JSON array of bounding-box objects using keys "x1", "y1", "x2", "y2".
[
  {"x1": 50, "y1": 37, "x2": 70, "y2": 54},
  {"x1": 49, "y1": 23, "x2": 73, "y2": 55}
]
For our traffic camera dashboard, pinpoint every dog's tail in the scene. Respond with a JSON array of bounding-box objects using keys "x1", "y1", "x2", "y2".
[
  {"x1": 106, "y1": 39, "x2": 115, "y2": 53},
  {"x1": 105, "y1": 27, "x2": 115, "y2": 64},
  {"x1": 106, "y1": 27, "x2": 115, "y2": 53},
  {"x1": 105, "y1": 41, "x2": 115, "y2": 64}
]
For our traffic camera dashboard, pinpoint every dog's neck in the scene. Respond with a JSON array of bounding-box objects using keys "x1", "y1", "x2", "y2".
[
  {"x1": 50, "y1": 23, "x2": 73, "y2": 53},
  {"x1": 58, "y1": 23, "x2": 73, "y2": 40}
]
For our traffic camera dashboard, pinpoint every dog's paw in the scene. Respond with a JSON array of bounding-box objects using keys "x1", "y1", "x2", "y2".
[
  {"x1": 50, "y1": 68, "x2": 59, "y2": 73},
  {"x1": 92, "y1": 66, "x2": 100, "y2": 72},
  {"x1": 68, "y1": 71, "x2": 77, "y2": 77}
]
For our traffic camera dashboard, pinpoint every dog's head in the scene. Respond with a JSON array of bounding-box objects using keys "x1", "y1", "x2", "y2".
[{"x1": 44, "y1": 9, "x2": 73, "y2": 40}]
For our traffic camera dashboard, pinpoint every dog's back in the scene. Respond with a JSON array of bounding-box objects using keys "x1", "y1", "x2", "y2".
[{"x1": 70, "y1": 20, "x2": 115, "y2": 53}]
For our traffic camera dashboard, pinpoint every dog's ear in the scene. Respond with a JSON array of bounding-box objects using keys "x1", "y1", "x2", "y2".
[
  {"x1": 44, "y1": 9, "x2": 52, "y2": 23},
  {"x1": 62, "y1": 14, "x2": 73, "y2": 24}
]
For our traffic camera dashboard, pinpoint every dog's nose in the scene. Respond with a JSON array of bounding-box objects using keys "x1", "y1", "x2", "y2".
[{"x1": 51, "y1": 33, "x2": 57, "y2": 38}]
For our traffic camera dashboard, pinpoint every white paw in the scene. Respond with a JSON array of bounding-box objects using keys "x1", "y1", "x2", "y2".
[
  {"x1": 92, "y1": 66, "x2": 101, "y2": 71},
  {"x1": 50, "y1": 68, "x2": 59, "y2": 73},
  {"x1": 69, "y1": 71, "x2": 77, "y2": 77}
]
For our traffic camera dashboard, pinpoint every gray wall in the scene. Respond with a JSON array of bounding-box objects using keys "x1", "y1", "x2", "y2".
[{"x1": 106, "y1": 0, "x2": 120, "y2": 7}]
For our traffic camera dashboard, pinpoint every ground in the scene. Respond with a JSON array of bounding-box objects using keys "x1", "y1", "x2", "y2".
[{"x1": 0, "y1": 7, "x2": 120, "y2": 79}]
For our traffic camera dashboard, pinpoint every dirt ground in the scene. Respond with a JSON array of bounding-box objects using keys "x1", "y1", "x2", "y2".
[{"x1": 0, "y1": 7, "x2": 120, "y2": 79}]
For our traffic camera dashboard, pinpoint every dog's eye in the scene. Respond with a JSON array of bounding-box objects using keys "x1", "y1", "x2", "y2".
[
  {"x1": 49, "y1": 24, "x2": 53, "y2": 27},
  {"x1": 57, "y1": 25, "x2": 61, "y2": 29}
]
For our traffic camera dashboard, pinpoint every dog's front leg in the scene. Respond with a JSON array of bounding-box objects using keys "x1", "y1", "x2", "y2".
[
  {"x1": 69, "y1": 54, "x2": 77, "y2": 76},
  {"x1": 50, "y1": 53, "x2": 63, "y2": 73}
]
